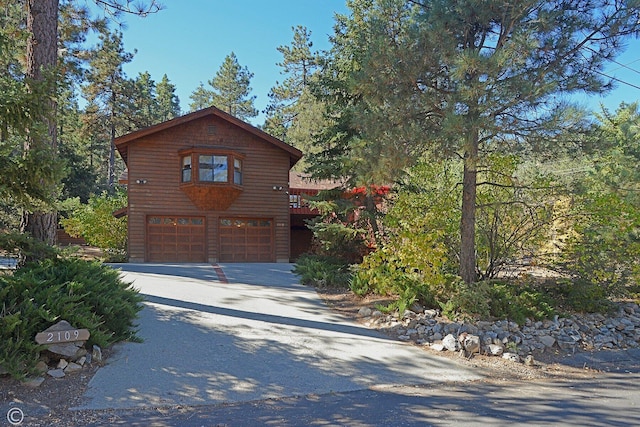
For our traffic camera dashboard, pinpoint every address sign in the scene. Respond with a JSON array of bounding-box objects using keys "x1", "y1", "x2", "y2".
[{"x1": 35, "y1": 328, "x2": 90, "y2": 344}]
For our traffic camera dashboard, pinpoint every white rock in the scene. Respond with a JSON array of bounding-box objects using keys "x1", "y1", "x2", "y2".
[
  {"x1": 64, "y1": 362, "x2": 82, "y2": 374},
  {"x1": 92, "y1": 345, "x2": 103, "y2": 363},
  {"x1": 486, "y1": 344, "x2": 504, "y2": 356},
  {"x1": 424, "y1": 309, "x2": 438, "y2": 318},
  {"x1": 463, "y1": 335, "x2": 481, "y2": 354},
  {"x1": 442, "y1": 334, "x2": 459, "y2": 352},
  {"x1": 47, "y1": 342, "x2": 82, "y2": 358},
  {"x1": 430, "y1": 343, "x2": 445, "y2": 351},
  {"x1": 502, "y1": 352, "x2": 521, "y2": 363}
]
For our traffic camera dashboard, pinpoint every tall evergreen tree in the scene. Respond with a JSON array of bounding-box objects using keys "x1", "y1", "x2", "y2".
[
  {"x1": 312, "y1": 0, "x2": 640, "y2": 284},
  {"x1": 211, "y1": 52, "x2": 258, "y2": 120},
  {"x1": 1, "y1": 1, "x2": 96, "y2": 229},
  {"x1": 58, "y1": 89, "x2": 99, "y2": 203},
  {"x1": 18, "y1": 0, "x2": 161, "y2": 247},
  {"x1": 0, "y1": 1, "x2": 30, "y2": 141},
  {"x1": 263, "y1": 25, "x2": 327, "y2": 160},
  {"x1": 156, "y1": 73, "x2": 181, "y2": 121},
  {"x1": 128, "y1": 71, "x2": 159, "y2": 128},
  {"x1": 188, "y1": 82, "x2": 212, "y2": 112},
  {"x1": 20, "y1": 0, "x2": 61, "y2": 246},
  {"x1": 265, "y1": 26, "x2": 319, "y2": 132},
  {"x1": 0, "y1": 1, "x2": 57, "y2": 216},
  {"x1": 190, "y1": 52, "x2": 258, "y2": 121},
  {"x1": 308, "y1": 0, "x2": 415, "y2": 184},
  {"x1": 82, "y1": 29, "x2": 133, "y2": 187}
]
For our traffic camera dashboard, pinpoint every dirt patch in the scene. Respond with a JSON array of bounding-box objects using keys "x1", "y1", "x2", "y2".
[{"x1": 0, "y1": 348, "x2": 113, "y2": 427}]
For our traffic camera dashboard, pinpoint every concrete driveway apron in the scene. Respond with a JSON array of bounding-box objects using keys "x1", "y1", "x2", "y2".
[{"x1": 76, "y1": 263, "x2": 481, "y2": 410}]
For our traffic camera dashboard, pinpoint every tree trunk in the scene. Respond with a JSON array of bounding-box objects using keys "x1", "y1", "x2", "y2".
[
  {"x1": 459, "y1": 128, "x2": 479, "y2": 284},
  {"x1": 23, "y1": 0, "x2": 59, "y2": 247},
  {"x1": 109, "y1": 120, "x2": 116, "y2": 186}
]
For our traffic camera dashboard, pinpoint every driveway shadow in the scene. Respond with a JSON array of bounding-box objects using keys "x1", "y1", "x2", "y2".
[
  {"x1": 77, "y1": 263, "x2": 481, "y2": 410},
  {"x1": 142, "y1": 294, "x2": 390, "y2": 341}
]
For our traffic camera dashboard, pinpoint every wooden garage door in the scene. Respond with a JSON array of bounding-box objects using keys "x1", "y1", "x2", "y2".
[
  {"x1": 147, "y1": 216, "x2": 206, "y2": 262},
  {"x1": 219, "y1": 218, "x2": 274, "y2": 262}
]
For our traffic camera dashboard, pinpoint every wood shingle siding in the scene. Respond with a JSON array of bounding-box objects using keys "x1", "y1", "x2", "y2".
[{"x1": 116, "y1": 107, "x2": 302, "y2": 263}]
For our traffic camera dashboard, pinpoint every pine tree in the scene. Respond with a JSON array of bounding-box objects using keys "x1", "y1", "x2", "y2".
[
  {"x1": 211, "y1": 52, "x2": 257, "y2": 120},
  {"x1": 312, "y1": 0, "x2": 640, "y2": 284},
  {"x1": 18, "y1": 0, "x2": 161, "y2": 247},
  {"x1": 129, "y1": 71, "x2": 159, "y2": 128},
  {"x1": 21, "y1": 0, "x2": 60, "y2": 246},
  {"x1": 189, "y1": 82, "x2": 212, "y2": 112},
  {"x1": 156, "y1": 73, "x2": 181, "y2": 121},
  {"x1": 58, "y1": 89, "x2": 99, "y2": 203},
  {"x1": 82, "y1": 29, "x2": 133, "y2": 187},
  {"x1": 0, "y1": 1, "x2": 56, "y2": 213},
  {"x1": 263, "y1": 25, "x2": 326, "y2": 160},
  {"x1": 190, "y1": 52, "x2": 258, "y2": 121}
]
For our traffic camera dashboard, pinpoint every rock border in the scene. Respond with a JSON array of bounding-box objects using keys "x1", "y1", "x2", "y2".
[{"x1": 358, "y1": 302, "x2": 640, "y2": 363}]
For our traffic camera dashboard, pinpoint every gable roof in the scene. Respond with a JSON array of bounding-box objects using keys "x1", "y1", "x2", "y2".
[
  {"x1": 114, "y1": 106, "x2": 303, "y2": 168},
  {"x1": 289, "y1": 172, "x2": 343, "y2": 191}
]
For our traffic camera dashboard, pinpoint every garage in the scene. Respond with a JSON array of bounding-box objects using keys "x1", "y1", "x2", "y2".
[
  {"x1": 147, "y1": 216, "x2": 206, "y2": 262},
  {"x1": 116, "y1": 107, "x2": 303, "y2": 263},
  {"x1": 219, "y1": 218, "x2": 274, "y2": 262}
]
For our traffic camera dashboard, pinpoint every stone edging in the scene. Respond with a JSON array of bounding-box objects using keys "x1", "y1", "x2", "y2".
[{"x1": 358, "y1": 302, "x2": 640, "y2": 363}]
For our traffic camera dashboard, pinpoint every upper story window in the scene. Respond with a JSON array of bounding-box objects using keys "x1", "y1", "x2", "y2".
[
  {"x1": 181, "y1": 156, "x2": 192, "y2": 182},
  {"x1": 179, "y1": 149, "x2": 244, "y2": 186},
  {"x1": 233, "y1": 158, "x2": 242, "y2": 185},
  {"x1": 199, "y1": 155, "x2": 228, "y2": 182}
]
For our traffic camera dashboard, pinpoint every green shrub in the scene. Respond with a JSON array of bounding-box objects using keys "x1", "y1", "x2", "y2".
[
  {"x1": 440, "y1": 280, "x2": 556, "y2": 324},
  {"x1": 0, "y1": 231, "x2": 58, "y2": 266},
  {"x1": 0, "y1": 257, "x2": 143, "y2": 379},
  {"x1": 293, "y1": 254, "x2": 353, "y2": 288},
  {"x1": 351, "y1": 249, "x2": 440, "y2": 308},
  {"x1": 60, "y1": 189, "x2": 128, "y2": 261},
  {"x1": 350, "y1": 232, "x2": 457, "y2": 316},
  {"x1": 439, "y1": 280, "x2": 492, "y2": 321},
  {"x1": 488, "y1": 282, "x2": 555, "y2": 324},
  {"x1": 544, "y1": 279, "x2": 613, "y2": 314}
]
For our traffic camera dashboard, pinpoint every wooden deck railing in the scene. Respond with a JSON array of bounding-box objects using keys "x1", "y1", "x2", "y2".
[{"x1": 289, "y1": 188, "x2": 319, "y2": 215}]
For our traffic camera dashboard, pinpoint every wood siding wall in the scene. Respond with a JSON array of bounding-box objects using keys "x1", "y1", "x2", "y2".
[{"x1": 126, "y1": 115, "x2": 292, "y2": 263}]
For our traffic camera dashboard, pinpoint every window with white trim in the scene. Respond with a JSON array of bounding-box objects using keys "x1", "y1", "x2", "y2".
[{"x1": 179, "y1": 149, "x2": 244, "y2": 186}]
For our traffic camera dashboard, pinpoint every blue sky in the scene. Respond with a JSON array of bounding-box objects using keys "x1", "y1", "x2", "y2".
[
  {"x1": 118, "y1": 0, "x2": 348, "y2": 123},
  {"x1": 116, "y1": 0, "x2": 640, "y2": 125}
]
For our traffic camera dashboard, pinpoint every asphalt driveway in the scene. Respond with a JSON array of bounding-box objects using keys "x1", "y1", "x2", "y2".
[{"x1": 75, "y1": 263, "x2": 481, "y2": 410}]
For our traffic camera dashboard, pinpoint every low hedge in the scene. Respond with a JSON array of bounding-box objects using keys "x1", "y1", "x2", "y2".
[{"x1": 0, "y1": 257, "x2": 143, "y2": 379}]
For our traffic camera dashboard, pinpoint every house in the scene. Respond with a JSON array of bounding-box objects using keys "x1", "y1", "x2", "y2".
[{"x1": 115, "y1": 106, "x2": 303, "y2": 263}]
